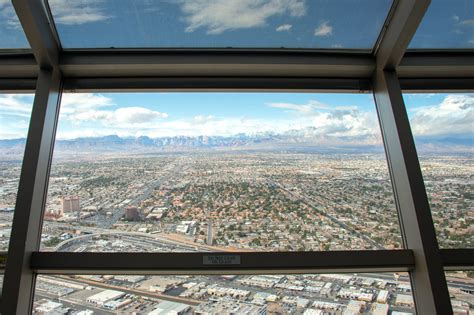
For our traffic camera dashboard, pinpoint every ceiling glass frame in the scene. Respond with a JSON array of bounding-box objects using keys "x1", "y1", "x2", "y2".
[
  {"x1": 44, "y1": 0, "x2": 395, "y2": 51},
  {"x1": 0, "y1": 0, "x2": 473, "y2": 314}
]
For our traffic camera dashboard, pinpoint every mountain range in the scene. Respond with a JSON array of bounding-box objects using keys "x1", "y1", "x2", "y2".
[{"x1": 0, "y1": 128, "x2": 472, "y2": 158}]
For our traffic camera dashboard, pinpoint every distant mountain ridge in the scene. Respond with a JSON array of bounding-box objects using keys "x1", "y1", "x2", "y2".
[{"x1": 0, "y1": 130, "x2": 472, "y2": 157}]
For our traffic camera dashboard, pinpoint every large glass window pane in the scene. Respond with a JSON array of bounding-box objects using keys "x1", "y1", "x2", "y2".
[
  {"x1": 0, "y1": 1, "x2": 30, "y2": 49},
  {"x1": 47, "y1": 0, "x2": 392, "y2": 50},
  {"x1": 0, "y1": 93, "x2": 34, "y2": 251},
  {"x1": 445, "y1": 271, "x2": 474, "y2": 314},
  {"x1": 34, "y1": 273, "x2": 414, "y2": 314},
  {"x1": 404, "y1": 93, "x2": 473, "y2": 248},
  {"x1": 39, "y1": 92, "x2": 402, "y2": 252},
  {"x1": 409, "y1": 0, "x2": 474, "y2": 49}
]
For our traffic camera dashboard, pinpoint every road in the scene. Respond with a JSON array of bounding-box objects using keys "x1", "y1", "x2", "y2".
[
  {"x1": 53, "y1": 275, "x2": 203, "y2": 306},
  {"x1": 81, "y1": 158, "x2": 188, "y2": 229}
]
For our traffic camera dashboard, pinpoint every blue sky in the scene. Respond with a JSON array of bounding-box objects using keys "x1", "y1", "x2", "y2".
[
  {"x1": 46, "y1": 0, "x2": 391, "y2": 49},
  {"x1": 1, "y1": 0, "x2": 472, "y2": 49},
  {"x1": 409, "y1": 0, "x2": 474, "y2": 49},
  {"x1": 1, "y1": 93, "x2": 472, "y2": 148},
  {"x1": 44, "y1": 93, "x2": 382, "y2": 141}
]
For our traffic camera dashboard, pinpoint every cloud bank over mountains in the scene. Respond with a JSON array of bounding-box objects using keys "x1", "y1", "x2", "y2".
[
  {"x1": 408, "y1": 94, "x2": 473, "y2": 137},
  {"x1": 0, "y1": 93, "x2": 472, "y2": 152}
]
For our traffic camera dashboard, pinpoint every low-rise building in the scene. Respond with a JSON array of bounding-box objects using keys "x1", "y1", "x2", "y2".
[
  {"x1": 395, "y1": 294, "x2": 415, "y2": 308},
  {"x1": 371, "y1": 302, "x2": 389, "y2": 315},
  {"x1": 86, "y1": 289, "x2": 125, "y2": 306},
  {"x1": 148, "y1": 301, "x2": 191, "y2": 315}
]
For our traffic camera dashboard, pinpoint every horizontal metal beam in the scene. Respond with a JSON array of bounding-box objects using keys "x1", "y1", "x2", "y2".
[
  {"x1": 31, "y1": 250, "x2": 414, "y2": 275},
  {"x1": 0, "y1": 52, "x2": 472, "y2": 86},
  {"x1": 0, "y1": 78, "x2": 37, "y2": 92},
  {"x1": 399, "y1": 52, "x2": 474, "y2": 78},
  {"x1": 0, "y1": 249, "x2": 467, "y2": 273},
  {"x1": 400, "y1": 78, "x2": 474, "y2": 92},
  {"x1": 441, "y1": 249, "x2": 474, "y2": 270},
  {"x1": 63, "y1": 77, "x2": 371, "y2": 92},
  {"x1": 0, "y1": 53, "x2": 38, "y2": 78},
  {"x1": 59, "y1": 51, "x2": 375, "y2": 78}
]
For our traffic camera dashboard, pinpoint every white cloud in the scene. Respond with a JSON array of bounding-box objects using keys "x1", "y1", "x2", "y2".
[
  {"x1": 0, "y1": 94, "x2": 35, "y2": 139},
  {"x1": 409, "y1": 94, "x2": 474, "y2": 137},
  {"x1": 193, "y1": 115, "x2": 215, "y2": 124},
  {"x1": 1, "y1": 93, "x2": 383, "y2": 145},
  {"x1": 267, "y1": 100, "x2": 379, "y2": 140},
  {"x1": 115, "y1": 107, "x2": 168, "y2": 123},
  {"x1": 60, "y1": 93, "x2": 114, "y2": 113},
  {"x1": 59, "y1": 93, "x2": 168, "y2": 128},
  {"x1": 56, "y1": 129, "x2": 122, "y2": 140},
  {"x1": 459, "y1": 19, "x2": 474, "y2": 26},
  {"x1": 0, "y1": 93, "x2": 384, "y2": 148},
  {"x1": 178, "y1": 0, "x2": 305, "y2": 34},
  {"x1": 314, "y1": 21, "x2": 333, "y2": 37},
  {"x1": 276, "y1": 24, "x2": 292, "y2": 32},
  {"x1": 0, "y1": 117, "x2": 31, "y2": 139},
  {"x1": 0, "y1": 0, "x2": 21, "y2": 30},
  {"x1": 47, "y1": 0, "x2": 111, "y2": 25},
  {"x1": 268, "y1": 100, "x2": 354, "y2": 116},
  {"x1": 406, "y1": 93, "x2": 437, "y2": 101},
  {"x1": 144, "y1": 117, "x2": 290, "y2": 138},
  {"x1": 57, "y1": 116, "x2": 285, "y2": 139},
  {"x1": 59, "y1": 104, "x2": 380, "y2": 142},
  {"x1": 0, "y1": 94, "x2": 34, "y2": 117},
  {"x1": 70, "y1": 107, "x2": 168, "y2": 126}
]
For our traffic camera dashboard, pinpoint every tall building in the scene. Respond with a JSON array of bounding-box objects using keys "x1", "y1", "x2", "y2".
[
  {"x1": 124, "y1": 206, "x2": 140, "y2": 221},
  {"x1": 206, "y1": 219, "x2": 213, "y2": 246},
  {"x1": 61, "y1": 196, "x2": 80, "y2": 213}
]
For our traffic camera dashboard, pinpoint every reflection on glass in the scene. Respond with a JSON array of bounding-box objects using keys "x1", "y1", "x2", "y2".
[
  {"x1": 445, "y1": 271, "x2": 474, "y2": 314},
  {"x1": 35, "y1": 92, "x2": 402, "y2": 252},
  {"x1": 409, "y1": 0, "x2": 474, "y2": 49},
  {"x1": 48, "y1": 0, "x2": 392, "y2": 49},
  {"x1": 38, "y1": 93, "x2": 400, "y2": 252},
  {"x1": 0, "y1": 93, "x2": 34, "y2": 251},
  {"x1": 34, "y1": 273, "x2": 415, "y2": 314},
  {"x1": 0, "y1": 1, "x2": 30, "y2": 49},
  {"x1": 404, "y1": 93, "x2": 473, "y2": 248}
]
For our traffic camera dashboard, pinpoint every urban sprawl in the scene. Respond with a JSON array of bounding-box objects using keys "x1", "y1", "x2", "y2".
[{"x1": 0, "y1": 151, "x2": 472, "y2": 314}]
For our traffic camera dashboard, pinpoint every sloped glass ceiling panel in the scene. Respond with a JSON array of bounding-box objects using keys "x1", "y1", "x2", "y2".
[
  {"x1": 409, "y1": 0, "x2": 474, "y2": 49},
  {"x1": 0, "y1": 0, "x2": 30, "y2": 49},
  {"x1": 47, "y1": 0, "x2": 393, "y2": 50}
]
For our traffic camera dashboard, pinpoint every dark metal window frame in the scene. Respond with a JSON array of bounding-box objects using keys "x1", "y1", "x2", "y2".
[{"x1": 0, "y1": 0, "x2": 473, "y2": 314}]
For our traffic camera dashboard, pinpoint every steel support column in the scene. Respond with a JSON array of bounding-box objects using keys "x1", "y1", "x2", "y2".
[
  {"x1": 376, "y1": 0, "x2": 430, "y2": 69},
  {"x1": 12, "y1": 0, "x2": 60, "y2": 68},
  {"x1": 2, "y1": 69, "x2": 62, "y2": 314},
  {"x1": 373, "y1": 69, "x2": 452, "y2": 314}
]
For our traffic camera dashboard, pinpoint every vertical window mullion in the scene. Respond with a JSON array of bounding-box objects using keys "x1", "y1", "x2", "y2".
[
  {"x1": 2, "y1": 68, "x2": 62, "y2": 314},
  {"x1": 372, "y1": 69, "x2": 452, "y2": 314}
]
